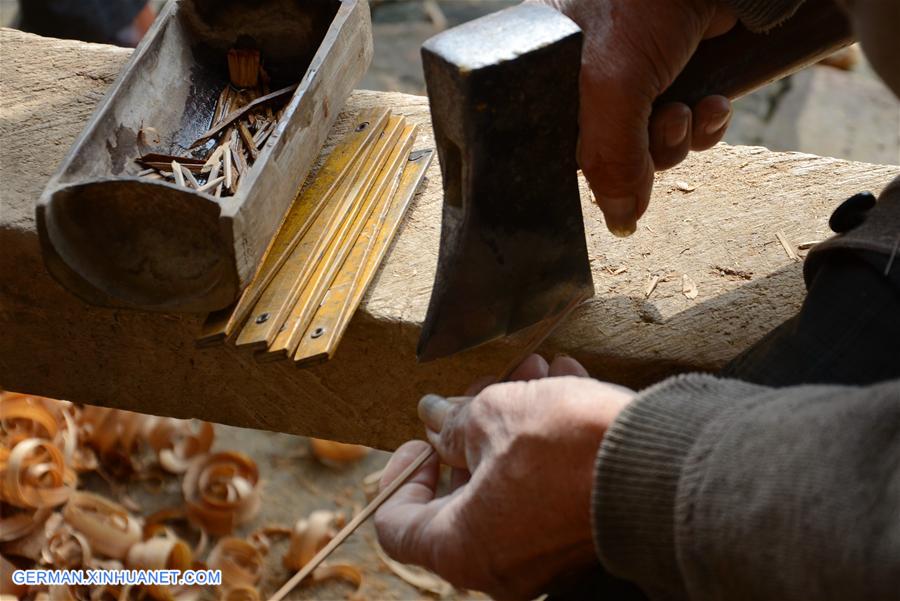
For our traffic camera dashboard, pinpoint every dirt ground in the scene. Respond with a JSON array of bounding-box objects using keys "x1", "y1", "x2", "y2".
[{"x1": 89, "y1": 422, "x2": 485, "y2": 600}]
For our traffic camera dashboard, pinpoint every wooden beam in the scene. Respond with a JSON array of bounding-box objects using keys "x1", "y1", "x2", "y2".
[{"x1": 1, "y1": 29, "x2": 898, "y2": 449}]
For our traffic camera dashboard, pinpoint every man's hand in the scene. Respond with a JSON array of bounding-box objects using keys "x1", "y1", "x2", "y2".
[
  {"x1": 374, "y1": 355, "x2": 634, "y2": 599},
  {"x1": 536, "y1": 0, "x2": 737, "y2": 236}
]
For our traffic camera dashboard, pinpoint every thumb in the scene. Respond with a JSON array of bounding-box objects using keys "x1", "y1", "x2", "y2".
[
  {"x1": 418, "y1": 394, "x2": 471, "y2": 469},
  {"x1": 578, "y1": 52, "x2": 656, "y2": 237}
]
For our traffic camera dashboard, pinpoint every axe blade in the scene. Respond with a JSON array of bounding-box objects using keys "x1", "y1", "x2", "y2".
[{"x1": 417, "y1": 4, "x2": 594, "y2": 362}]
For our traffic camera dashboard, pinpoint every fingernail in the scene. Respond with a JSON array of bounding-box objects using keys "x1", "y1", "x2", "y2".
[
  {"x1": 704, "y1": 110, "x2": 731, "y2": 135},
  {"x1": 418, "y1": 394, "x2": 451, "y2": 431},
  {"x1": 665, "y1": 114, "x2": 690, "y2": 148},
  {"x1": 602, "y1": 197, "x2": 637, "y2": 237}
]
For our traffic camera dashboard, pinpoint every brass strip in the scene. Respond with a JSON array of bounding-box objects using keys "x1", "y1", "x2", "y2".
[
  {"x1": 196, "y1": 107, "x2": 390, "y2": 347},
  {"x1": 234, "y1": 115, "x2": 405, "y2": 350},
  {"x1": 260, "y1": 123, "x2": 419, "y2": 361},
  {"x1": 293, "y1": 148, "x2": 434, "y2": 367}
]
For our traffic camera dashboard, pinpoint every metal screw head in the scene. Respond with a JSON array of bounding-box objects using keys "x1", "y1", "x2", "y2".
[
  {"x1": 255, "y1": 312, "x2": 270, "y2": 324},
  {"x1": 355, "y1": 121, "x2": 369, "y2": 132},
  {"x1": 311, "y1": 327, "x2": 325, "y2": 339}
]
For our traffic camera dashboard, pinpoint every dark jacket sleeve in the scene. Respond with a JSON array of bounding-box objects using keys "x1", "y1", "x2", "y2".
[
  {"x1": 722, "y1": 0, "x2": 807, "y2": 31},
  {"x1": 591, "y1": 374, "x2": 900, "y2": 601},
  {"x1": 19, "y1": 0, "x2": 148, "y2": 45}
]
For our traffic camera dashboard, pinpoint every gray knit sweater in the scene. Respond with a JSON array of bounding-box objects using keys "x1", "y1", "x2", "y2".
[
  {"x1": 593, "y1": 375, "x2": 900, "y2": 600},
  {"x1": 590, "y1": 3, "x2": 900, "y2": 598}
]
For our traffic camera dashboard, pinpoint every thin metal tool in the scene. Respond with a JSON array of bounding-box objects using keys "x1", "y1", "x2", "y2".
[{"x1": 270, "y1": 291, "x2": 589, "y2": 600}]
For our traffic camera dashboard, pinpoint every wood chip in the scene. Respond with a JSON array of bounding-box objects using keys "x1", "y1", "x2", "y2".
[
  {"x1": 712, "y1": 265, "x2": 753, "y2": 280},
  {"x1": 198, "y1": 176, "x2": 225, "y2": 193},
  {"x1": 796, "y1": 240, "x2": 822, "y2": 250},
  {"x1": 172, "y1": 160, "x2": 185, "y2": 187},
  {"x1": 675, "y1": 181, "x2": 696, "y2": 193},
  {"x1": 645, "y1": 274, "x2": 661, "y2": 298},
  {"x1": 202, "y1": 145, "x2": 225, "y2": 174},
  {"x1": 182, "y1": 165, "x2": 200, "y2": 189},
  {"x1": 137, "y1": 125, "x2": 160, "y2": 153},
  {"x1": 682, "y1": 274, "x2": 699, "y2": 300},
  {"x1": 230, "y1": 129, "x2": 249, "y2": 177},
  {"x1": 139, "y1": 153, "x2": 206, "y2": 166},
  {"x1": 190, "y1": 84, "x2": 297, "y2": 148},
  {"x1": 775, "y1": 231, "x2": 800, "y2": 261},
  {"x1": 223, "y1": 145, "x2": 233, "y2": 192},
  {"x1": 238, "y1": 121, "x2": 260, "y2": 161},
  {"x1": 212, "y1": 86, "x2": 231, "y2": 127},
  {"x1": 255, "y1": 122, "x2": 275, "y2": 149},
  {"x1": 137, "y1": 161, "x2": 204, "y2": 174}
]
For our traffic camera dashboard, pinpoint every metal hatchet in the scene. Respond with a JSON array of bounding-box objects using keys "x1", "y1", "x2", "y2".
[{"x1": 417, "y1": 0, "x2": 852, "y2": 362}]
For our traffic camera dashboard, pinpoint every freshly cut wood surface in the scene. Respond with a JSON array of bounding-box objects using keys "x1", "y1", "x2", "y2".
[{"x1": 1, "y1": 29, "x2": 898, "y2": 448}]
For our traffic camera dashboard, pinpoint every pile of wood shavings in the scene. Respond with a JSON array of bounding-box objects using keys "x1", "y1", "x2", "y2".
[
  {"x1": 135, "y1": 49, "x2": 291, "y2": 198},
  {"x1": 0, "y1": 392, "x2": 378, "y2": 601}
]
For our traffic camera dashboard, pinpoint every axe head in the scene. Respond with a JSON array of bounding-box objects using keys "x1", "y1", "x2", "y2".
[{"x1": 417, "y1": 4, "x2": 594, "y2": 362}]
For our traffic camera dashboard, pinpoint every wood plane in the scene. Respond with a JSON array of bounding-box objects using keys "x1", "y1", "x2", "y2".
[{"x1": 36, "y1": 0, "x2": 374, "y2": 313}]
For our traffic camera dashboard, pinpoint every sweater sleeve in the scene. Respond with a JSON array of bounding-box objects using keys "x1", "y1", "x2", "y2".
[
  {"x1": 592, "y1": 374, "x2": 900, "y2": 601},
  {"x1": 722, "y1": 0, "x2": 807, "y2": 31}
]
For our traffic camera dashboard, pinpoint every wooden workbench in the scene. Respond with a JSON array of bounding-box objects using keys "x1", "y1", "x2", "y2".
[{"x1": 1, "y1": 29, "x2": 897, "y2": 449}]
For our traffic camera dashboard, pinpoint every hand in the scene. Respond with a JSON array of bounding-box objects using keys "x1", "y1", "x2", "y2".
[
  {"x1": 374, "y1": 355, "x2": 634, "y2": 599},
  {"x1": 535, "y1": 0, "x2": 737, "y2": 235}
]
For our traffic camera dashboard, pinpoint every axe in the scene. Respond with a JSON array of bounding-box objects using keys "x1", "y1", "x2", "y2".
[{"x1": 417, "y1": 0, "x2": 852, "y2": 362}]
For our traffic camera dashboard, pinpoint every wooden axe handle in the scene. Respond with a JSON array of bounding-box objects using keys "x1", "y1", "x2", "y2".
[{"x1": 656, "y1": 0, "x2": 854, "y2": 107}]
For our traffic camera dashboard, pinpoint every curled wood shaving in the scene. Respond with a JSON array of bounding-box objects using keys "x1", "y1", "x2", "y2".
[
  {"x1": 80, "y1": 406, "x2": 148, "y2": 476},
  {"x1": 0, "y1": 505, "x2": 52, "y2": 543},
  {"x1": 2, "y1": 438, "x2": 76, "y2": 509},
  {"x1": 1, "y1": 510, "x2": 61, "y2": 561},
  {"x1": 221, "y1": 586, "x2": 261, "y2": 601},
  {"x1": 0, "y1": 393, "x2": 59, "y2": 445},
  {"x1": 183, "y1": 452, "x2": 261, "y2": 536},
  {"x1": 145, "y1": 418, "x2": 214, "y2": 474},
  {"x1": 310, "y1": 439, "x2": 370, "y2": 468},
  {"x1": 283, "y1": 510, "x2": 345, "y2": 571},
  {"x1": 43, "y1": 522, "x2": 92, "y2": 569},
  {"x1": 63, "y1": 491, "x2": 142, "y2": 559},
  {"x1": 374, "y1": 541, "x2": 453, "y2": 597},
  {"x1": 311, "y1": 563, "x2": 364, "y2": 594},
  {"x1": 207, "y1": 537, "x2": 263, "y2": 590},
  {"x1": 1, "y1": 553, "x2": 27, "y2": 597},
  {"x1": 247, "y1": 524, "x2": 291, "y2": 556},
  {"x1": 361, "y1": 469, "x2": 384, "y2": 503},
  {"x1": 127, "y1": 531, "x2": 194, "y2": 601},
  {"x1": 127, "y1": 533, "x2": 192, "y2": 571}
]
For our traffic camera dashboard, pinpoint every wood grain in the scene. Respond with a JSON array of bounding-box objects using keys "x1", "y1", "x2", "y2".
[{"x1": 1, "y1": 29, "x2": 898, "y2": 449}]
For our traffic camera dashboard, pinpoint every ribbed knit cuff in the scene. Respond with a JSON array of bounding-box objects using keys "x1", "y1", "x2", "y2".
[
  {"x1": 591, "y1": 374, "x2": 766, "y2": 598},
  {"x1": 723, "y1": 0, "x2": 806, "y2": 31}
]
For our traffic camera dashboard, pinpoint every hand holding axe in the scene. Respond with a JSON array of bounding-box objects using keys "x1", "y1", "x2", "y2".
[{"x1": 417, "y1": 0, "x2": 852, "y2": 361}]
